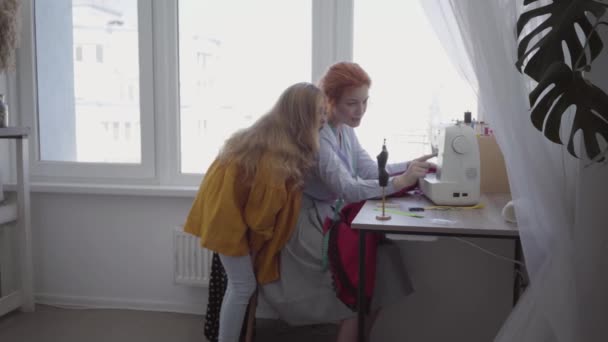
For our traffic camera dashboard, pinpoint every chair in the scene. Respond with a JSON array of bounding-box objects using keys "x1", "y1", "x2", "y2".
[{"x1": 240, "y1": 290, "x2": 258, "y2": 342}]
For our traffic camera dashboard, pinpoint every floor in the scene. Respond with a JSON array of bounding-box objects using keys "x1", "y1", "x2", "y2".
[{"x1": 0, "y1": 305, "x2": 337, "y2": 342}]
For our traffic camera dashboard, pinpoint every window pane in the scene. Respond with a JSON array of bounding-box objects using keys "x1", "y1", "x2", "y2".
[
  {"x1": 353, "y1": 0, "x2": 477, "y2": 162},
  {"x1": 178, "y1": 0, "x2": 312, "y2": 174},
  {"x1": 35, "y1": 0, "x2": 141, "y2": 163}
]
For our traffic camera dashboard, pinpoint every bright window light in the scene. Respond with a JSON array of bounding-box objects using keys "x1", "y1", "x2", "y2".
[
  {"x1": 35, "y1": 0, "x2": 141, "y2": 163},
  {"x1": 178, "y1": 0, "x2": 312, "y2": 174},
  {"x1": 353, "y1": 0, "x2": 477, "y2": 162}
]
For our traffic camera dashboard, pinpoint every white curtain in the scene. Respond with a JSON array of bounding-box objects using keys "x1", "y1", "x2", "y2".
[{"x1": 420, "y1": 1, "x2": 608, "y2": 341}]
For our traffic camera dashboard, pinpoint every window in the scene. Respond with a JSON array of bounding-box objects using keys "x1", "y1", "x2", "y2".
[
  {"x1": 34, "y1": 0, "x2": 142, "y2": 164},
  {"x1": 18, "y1": 0, "x2": 471, "y2": 188},
  {"x1": 177, "y1": 0, "x2": 312, "y2": 174},
  {"x1": 353, "y1": 0, "x2": 476, "y2": 162},
  {"x1": 124, "y1": 122, "x2": 131, "y2": 140},
  {"x1": 95, "y1": 44, "x2": 104, "y2": 63},
  {"x1": 75, "y1": 45, "x2": 83, "y2": 61}
]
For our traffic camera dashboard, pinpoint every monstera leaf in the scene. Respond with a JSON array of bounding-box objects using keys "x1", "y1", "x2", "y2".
[
  {"x1": 516, "y1": 0, "x2": 608, "y2": 162},
  {"x1": 516, "y1": 0, "x2": 606, "y2": 81},
  {"x1": 529, "y1": 62, "x2": 608, "y2": 161}
]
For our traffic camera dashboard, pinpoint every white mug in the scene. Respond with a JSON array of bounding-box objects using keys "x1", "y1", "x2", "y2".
[{"x1": 501, "y1": 200, "x2": 517, "y2": 223}]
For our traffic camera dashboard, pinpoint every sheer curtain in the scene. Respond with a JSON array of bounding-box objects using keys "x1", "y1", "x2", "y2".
[{"x1": 420, "y1": 1, "x2": 608, "y2": 341}]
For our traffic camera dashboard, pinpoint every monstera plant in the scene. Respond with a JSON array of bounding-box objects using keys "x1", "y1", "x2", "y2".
[{"x1": 516, "y1": 0, "x2": 608, "y2": 163}]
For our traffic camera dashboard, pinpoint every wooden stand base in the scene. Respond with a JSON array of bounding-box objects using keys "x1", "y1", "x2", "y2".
[{"x1": 376, "y1": 187, "x2": 391, "y2": 221}]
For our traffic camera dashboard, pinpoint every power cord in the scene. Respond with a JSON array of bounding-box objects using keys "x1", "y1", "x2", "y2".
[{"x1": 451, "y1": 237, "x2": 525, "y2": 266}]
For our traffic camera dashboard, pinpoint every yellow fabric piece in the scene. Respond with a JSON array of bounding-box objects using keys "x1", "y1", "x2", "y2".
[{"x1": 183, "y1": 156, "x2": 301, "y2": 285}]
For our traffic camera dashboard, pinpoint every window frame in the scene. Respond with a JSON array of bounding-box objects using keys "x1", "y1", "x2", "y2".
[
  {"x1": 18, "y1": 0, "x2": 156, "y2": 183},
  {"x1": 16, "y1": 0, "x2": 353, "y2": 188}
]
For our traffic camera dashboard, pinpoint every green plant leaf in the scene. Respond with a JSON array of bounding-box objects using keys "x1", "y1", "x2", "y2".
[
  {"x1": 516, "y1": 0, "x2": 606, "y2": 81},
  {"x1": 529, "y1": 62, "x2": 608, "y2": 161}
]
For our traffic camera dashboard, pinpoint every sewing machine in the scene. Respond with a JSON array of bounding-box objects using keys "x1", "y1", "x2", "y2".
[{"x1": 420, "y1": 122, "x2": 480, "y2": 205}]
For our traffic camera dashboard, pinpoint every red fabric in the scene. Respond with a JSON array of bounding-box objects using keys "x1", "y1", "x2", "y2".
[
  {"x1": 322, "y1": 167, "x2": 436, "y2": 312},
  {"x1": 322, "y1": 201, "x2": 376, "y2": 312}
]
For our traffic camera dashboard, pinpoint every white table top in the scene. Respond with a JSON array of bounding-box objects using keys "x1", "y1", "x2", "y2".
[{"x1": 351, "y1": 192, "x2": 518, "y2": 238}]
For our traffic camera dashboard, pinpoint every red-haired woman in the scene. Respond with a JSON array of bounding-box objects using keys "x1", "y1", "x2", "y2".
[{"x1": 261, "y1": 62, "x2": 435, "y2": 342}]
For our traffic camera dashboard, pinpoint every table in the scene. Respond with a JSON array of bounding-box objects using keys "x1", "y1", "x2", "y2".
[
  {"x1": 351, "y1": 192, "x2": 521, "y2": 342},
  {"x1": 0, "y1": 127, "x2": 34, "y2": 316}
]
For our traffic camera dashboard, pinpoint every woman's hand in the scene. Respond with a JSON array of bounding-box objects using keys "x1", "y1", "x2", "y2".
[
  {"x1": 414, "y1": 153, "x2": 437, "y2": 166},
  {"x1": 414, "y1": 153, "x2": 438, "y2": 172},
  {"x1": 392, "y1": 154, "x2": 436, "y2": 189}
]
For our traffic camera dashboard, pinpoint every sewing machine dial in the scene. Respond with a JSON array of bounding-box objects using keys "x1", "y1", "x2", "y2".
[{"x1": 451, "y1": 135, "x2": 471, "y2": 154}]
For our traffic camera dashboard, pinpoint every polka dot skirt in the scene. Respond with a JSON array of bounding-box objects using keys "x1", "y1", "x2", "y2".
[{"x1": 204, "y1": 252, "x2": 228, "y2": 342}]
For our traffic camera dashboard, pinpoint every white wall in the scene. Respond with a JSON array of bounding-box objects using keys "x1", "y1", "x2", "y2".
[
  {"x1": 29, "y1": 191, "x2": 515, "y2": 342},
  {"x1": 31, "y1": 193, "x2": 207, "y2": 314}
]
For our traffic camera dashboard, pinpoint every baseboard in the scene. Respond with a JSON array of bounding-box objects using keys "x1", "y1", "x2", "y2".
[
  {"x1": 0, "y1": 291, "x2": 22, "y2": 317},
  {"x1": 35, "y1": 292, "x2": 281, "y2": 319},
  {"x1": 35, "y1": 293, "x2": 206, "y2": 315}
]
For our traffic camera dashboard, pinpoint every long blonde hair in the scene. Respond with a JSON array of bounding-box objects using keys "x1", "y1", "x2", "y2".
[{"x1": 218, "y1": 82, "x2": 325, "y2": 188}]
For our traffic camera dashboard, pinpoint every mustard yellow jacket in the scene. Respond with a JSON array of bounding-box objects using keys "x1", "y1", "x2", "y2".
[{"x1": 183, "y1": 156, "x2": 301, "y2": 284}]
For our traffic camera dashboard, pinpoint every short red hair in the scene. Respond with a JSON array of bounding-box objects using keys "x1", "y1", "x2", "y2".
[{"x1": 319, "y1": 62, "x2": 371, "y2": 105}]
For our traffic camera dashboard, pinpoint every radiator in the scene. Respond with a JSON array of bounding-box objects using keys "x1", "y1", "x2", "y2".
[{"x1": 173, "y1": 227, "x2": 211, "y2": 287}]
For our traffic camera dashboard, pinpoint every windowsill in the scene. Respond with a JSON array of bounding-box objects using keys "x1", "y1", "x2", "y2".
[{"x1": 3, "y1": 183, "x2": 198, "y2": 198}]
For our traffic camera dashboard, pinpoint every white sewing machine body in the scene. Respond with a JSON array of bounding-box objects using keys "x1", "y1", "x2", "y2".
[{"x1": 421, "y1": 123, "x2": 480, "y2": 205}]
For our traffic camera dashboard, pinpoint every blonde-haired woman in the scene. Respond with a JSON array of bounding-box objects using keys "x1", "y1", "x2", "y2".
[{"x1": 184, "y1": 82, "x2": 327, "y2": 342}]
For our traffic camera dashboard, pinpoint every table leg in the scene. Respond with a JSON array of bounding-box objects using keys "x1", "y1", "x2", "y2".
[
  {"x1": 358, "y1": 230, "x2": 366, "y2": 342},
  {"x1": 16, "y1": 138, "x2": 34, "y2": 312},
  {"x1": 513, "y1": 238, "x2": 526, "y2": 306}
]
